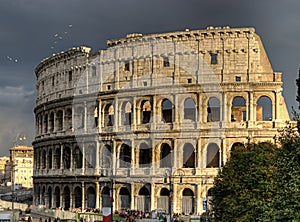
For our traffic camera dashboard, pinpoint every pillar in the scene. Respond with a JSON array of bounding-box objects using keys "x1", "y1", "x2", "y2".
[
  {"x1": 151, "y1": 183, "x2": 155, "y2": 210},
  {"x1": 96, "y1": 181, "x2": 100, "y2": 209},
  {"x1": 81, "y1": 182, "x2": 85, "y2": 210},
  {"x1": 131, "y1": 183, "x2": 135, "y2": 209}
]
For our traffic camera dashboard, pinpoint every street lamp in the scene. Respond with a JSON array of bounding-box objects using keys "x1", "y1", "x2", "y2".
[{"x1": 164, "y1": 168, "x2": 184, "y2": 222}]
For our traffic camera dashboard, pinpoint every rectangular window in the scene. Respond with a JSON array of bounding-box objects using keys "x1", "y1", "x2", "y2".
[
  {"x1": 125, "y1": 62, "x2": 130, "y2": 71},
  {"x1": 52, "y1": 76, "x2": 55, "y2": 86},
  {"x1": 107, "y1": 85, "x2": 111, "y2": 90},
  {"x1": 92, "y1": 66, "x2": 96, "y2": 76},
  {"x1": 243, "y1": 111, "x2": 247, "y2": 121},
  {"x1": 143, "y1": 81, "x2": 147, "y2": 86},
  {"x1": 163, "y1": 57, "x2": 170, "y2": 67},
  {"x1": 69, "y1": 70, "x2": 72, "y2": 81},
  {"x1": 187, "y1": 78, "x2": 192, "y2": 84},
  {"x1": 211, "y1": 54, "x2": 218, "y2": 64},
  {"x1": 236, "y1": 76, "x2": 241, "y2": 82}
]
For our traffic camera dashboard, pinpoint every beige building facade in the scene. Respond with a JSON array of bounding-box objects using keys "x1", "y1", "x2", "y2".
[
  {"x1": 33, "y1": 26, "x2": 290, "y2": 214},
  {"x1": 5, "y1": 146, "x2": 33, "y2": 189}
]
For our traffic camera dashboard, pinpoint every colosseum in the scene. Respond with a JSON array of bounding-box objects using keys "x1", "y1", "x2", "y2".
[{"x1": 33, "y1": 26, "x2": 291, "y2": 215}]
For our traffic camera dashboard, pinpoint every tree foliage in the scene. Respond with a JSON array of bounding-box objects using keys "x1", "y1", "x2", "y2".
[
  {"x1": 211, "y1": 127, "x2": 300, "y2": 221},
  {"x1": 211, "y1": 142, "x2": 277, "y2": 221}
]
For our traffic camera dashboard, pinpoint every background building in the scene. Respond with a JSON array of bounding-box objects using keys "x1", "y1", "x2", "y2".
[
  {"x1": 0, "y1": 157, "x2": 9, "y2": 184},
  {"x1": 33, "y1": 26, "x2": 290, "y2": 214},
  {"x1": 5, "y1": 146, "x2": 33, "y2": 189}
]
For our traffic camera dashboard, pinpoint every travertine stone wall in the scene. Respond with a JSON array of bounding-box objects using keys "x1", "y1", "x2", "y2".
[{"x1": 33, "y1": 26, "x2": 291, "y2": 214}]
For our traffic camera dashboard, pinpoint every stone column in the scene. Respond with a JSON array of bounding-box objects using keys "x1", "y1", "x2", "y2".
[
  {"x1": 81, "y1": 182, "x2": 85, "y2": 210},
  {"x1": 131, "y1": 183, "x2": 135, "y2": 209},
  {"x1": 112, "y1": 139, "x2": 117, "y2": 176},
  {"x1": 60, "y1": 144, "x2": 64, "y2": 169},
  {"x1": 82, "y1": 144, "x2": 85, "y2": 174},
  {"x1": 153, "y1": 95, "x2": 157, "y2": 128},
  {"x1": 151, "y1": 183, "x2": 155, "y2": 210},
  {"x1": 174, "y1": 94, "x2": 179, "y2": 130},
  {"x1": 96, "y1": 181, "x2": 100, "y2": 209},
  {"x1": 133, "y1": 96, "x2": 137, "y2": 130},
  {"x1": 114, "y1": 97, "x2": 119, "y2": 131},
  {"x1": 84, "y1": 101, "x2": 87, "y2": 132},
  {"x1": 96, "y1": 141, "x2": 100, "y2": 172},
  {"x1": 70, "y1": 144, "x2": 73, "y2": 172},
  {"x1": 248, "y1": 92, "x2": 254, "y2": 127},
  {"x1": 173, "y1": 139, "x2": 178, "y2": 169},
  {"x1": 196, "y1": 184, "x2": 201, "y2": 214},
  {"x1": 99, "y1": 100, "x2": 102, "y2": 133}
]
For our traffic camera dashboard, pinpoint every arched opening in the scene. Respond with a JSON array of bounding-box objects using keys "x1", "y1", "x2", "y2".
[
  {"x1": 102, "y1": 145, "x2": 112, "y2": 173},
  {"x1": 157, "y1": 188, "x2": 170, "y2": 213},
  {"x1": 257, "y1": 96, "x2": 272, "y2": 121},
  {"x1": 49, "y1": 112, "x2": 54, "y2": 132},
  {"x1": 123, "y1": 102, "x2": 132, "y2": 126},
  {"x1": 63, "y1": 146, "x2": 71, "y2": 169},
  {"x1": 73, "y1": 146, "x2": 83, "y2": 169},
  {"x1": 104, "y1": 104, "x2": 114, "y2": 127},
  {"x1": 162, "y1": 99, "x2": 173, "y2": 123},
  {"x1": 65, "y1": 108, "x2": 72, "y2": 130},
  {"x1": 44, "y1": 114, "x2": 48, "y2": 133},
  {"x1": 182, "y1": 188, "x2": 194, "y2": 214},
  {"x1": 231, "y1": 96, "x2": 247, "y2": 122},
  {"x1": 160, "y1": 143, "x2": 172, "y2": 168},
  {"x1": 75, "y1": 107, "x2": 84, "y2": 129},
  {"x1": 207, "y1": 97, "x2": 220, "y2": 122},
  {"x1": 55, "y1": 147, "x2": 61, "y2": 169},
  {"x1": 87, "y1": 187, "x2": 96, "y2": 208},
  {"x1": 85, "y1": 145, "x2": 96, "y2": 168},
  {"x1": 184, "y1": 98, "x2": 196, "y2": 121},
  {"x1": 139, "y1": 143, "x2": 152, "y2": 167},
  {"x1": 102, "y1": 186, "x2": 111, "y2": 208},
  {"x1": 206, "y1": 143, "x2": 220, "y2": 168},
  {"x1": 63, "y1": 186, "x2": 70, "y2": 210},
  {"x1": 48, "y1": 149, "x2": 52, "y2": 169},
  {"x1": 119, "y1": 144, "x2": 131, "y2": 168},
  {"x1": 42, "y1": 150, "x2": 46, "y2": 169},
  {"x1": 42, "y1": 187, "x2": 46, "y2": 205},
  {"x1": 231, "y1": 142, "x2": 245, "y2": 152},
  {"x1": 47, "y1": 187, "x2": 52, "y2": 209},
  {"x1": 56, "y1": 110, "x2": 63, "y2": 131},
  {"x1": 183, "y1": 143, "x2": 195, "y2": 168},
  {"x1": 74, "y1": 186, "x2": 82, "y2": 208},
  {"x1": 38, "y1": 115, "x2": 43, "y2": 134},
  {"x1": 141, "y1": 100, "x2": 151, "y2": 124},
  {"x1": 137, "y1": 186, "x2": 150, "y2": 212},
  {"x1": 119, "y1": 187, "x2": 130, "y2": 210},
  {"x1": 54, "y1": 187, "x2": 60, "y2": 208}
]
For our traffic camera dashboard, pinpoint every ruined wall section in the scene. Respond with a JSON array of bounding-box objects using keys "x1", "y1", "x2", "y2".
[{"x1": 35, "y1": 46, "x2": 91, "y2": 106}]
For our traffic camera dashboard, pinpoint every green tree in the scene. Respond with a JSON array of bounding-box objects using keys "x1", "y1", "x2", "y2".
[
  {"x1": 211, "y1": 142, "x2": 277, "y2": 222},
  {"x1": 270, "y1": 125, "x2": 300, "y2": 221}
]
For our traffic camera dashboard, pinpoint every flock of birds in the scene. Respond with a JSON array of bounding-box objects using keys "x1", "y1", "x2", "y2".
[
  {"x1": 50, "y1": 24, "x2": 73, "y2": 50},
  {"x1": 5, "y1": 24, "x2": 73, "y2": 63}
]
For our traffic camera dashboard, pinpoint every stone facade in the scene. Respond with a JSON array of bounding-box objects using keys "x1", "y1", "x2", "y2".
[
  {"x1": 5, "y1": 146, "x2": 33, "y2": 188},
  {"x1": 33, "y1": 26, "x2": 290, "y2": 214}
]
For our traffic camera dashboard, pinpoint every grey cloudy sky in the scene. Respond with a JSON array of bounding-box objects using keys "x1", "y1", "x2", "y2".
[{"x1": 0, "y1": 0, "x2": 299, "y2": 155}]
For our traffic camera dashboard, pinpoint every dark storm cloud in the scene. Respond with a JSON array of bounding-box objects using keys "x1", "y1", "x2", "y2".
[{"x1": 0, "y1": 0, "x2": 299, "y2": 154}]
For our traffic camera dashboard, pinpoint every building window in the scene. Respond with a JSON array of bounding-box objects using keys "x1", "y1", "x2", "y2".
[
  {"x1": 163, "y1": 57, "x2": 170, "y2": 67},
  {"x1": 211, "y1": 54, "x2": 218, "y2": 64},
  {"x1": 143, "y1": 81, "x2": 147, "y2": 86},
  {"x1": 125, "y1": 62, "x2": 130, "y2": 71},
  {"x1": 91, "y1": 66, "x2": 96, "y2": 76},
  {"x1": 107, "y1": 85, "x2": 111, "y2": 90},
  {"x1": 68, "y1": 71, "x2": 72, "y2": 81},
  {"x1": 236, "y1": 76, "x2": 241, "y2": 82},
  {"x1": 187, "y1": 78, "x2": 192, "y2": 84}
]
